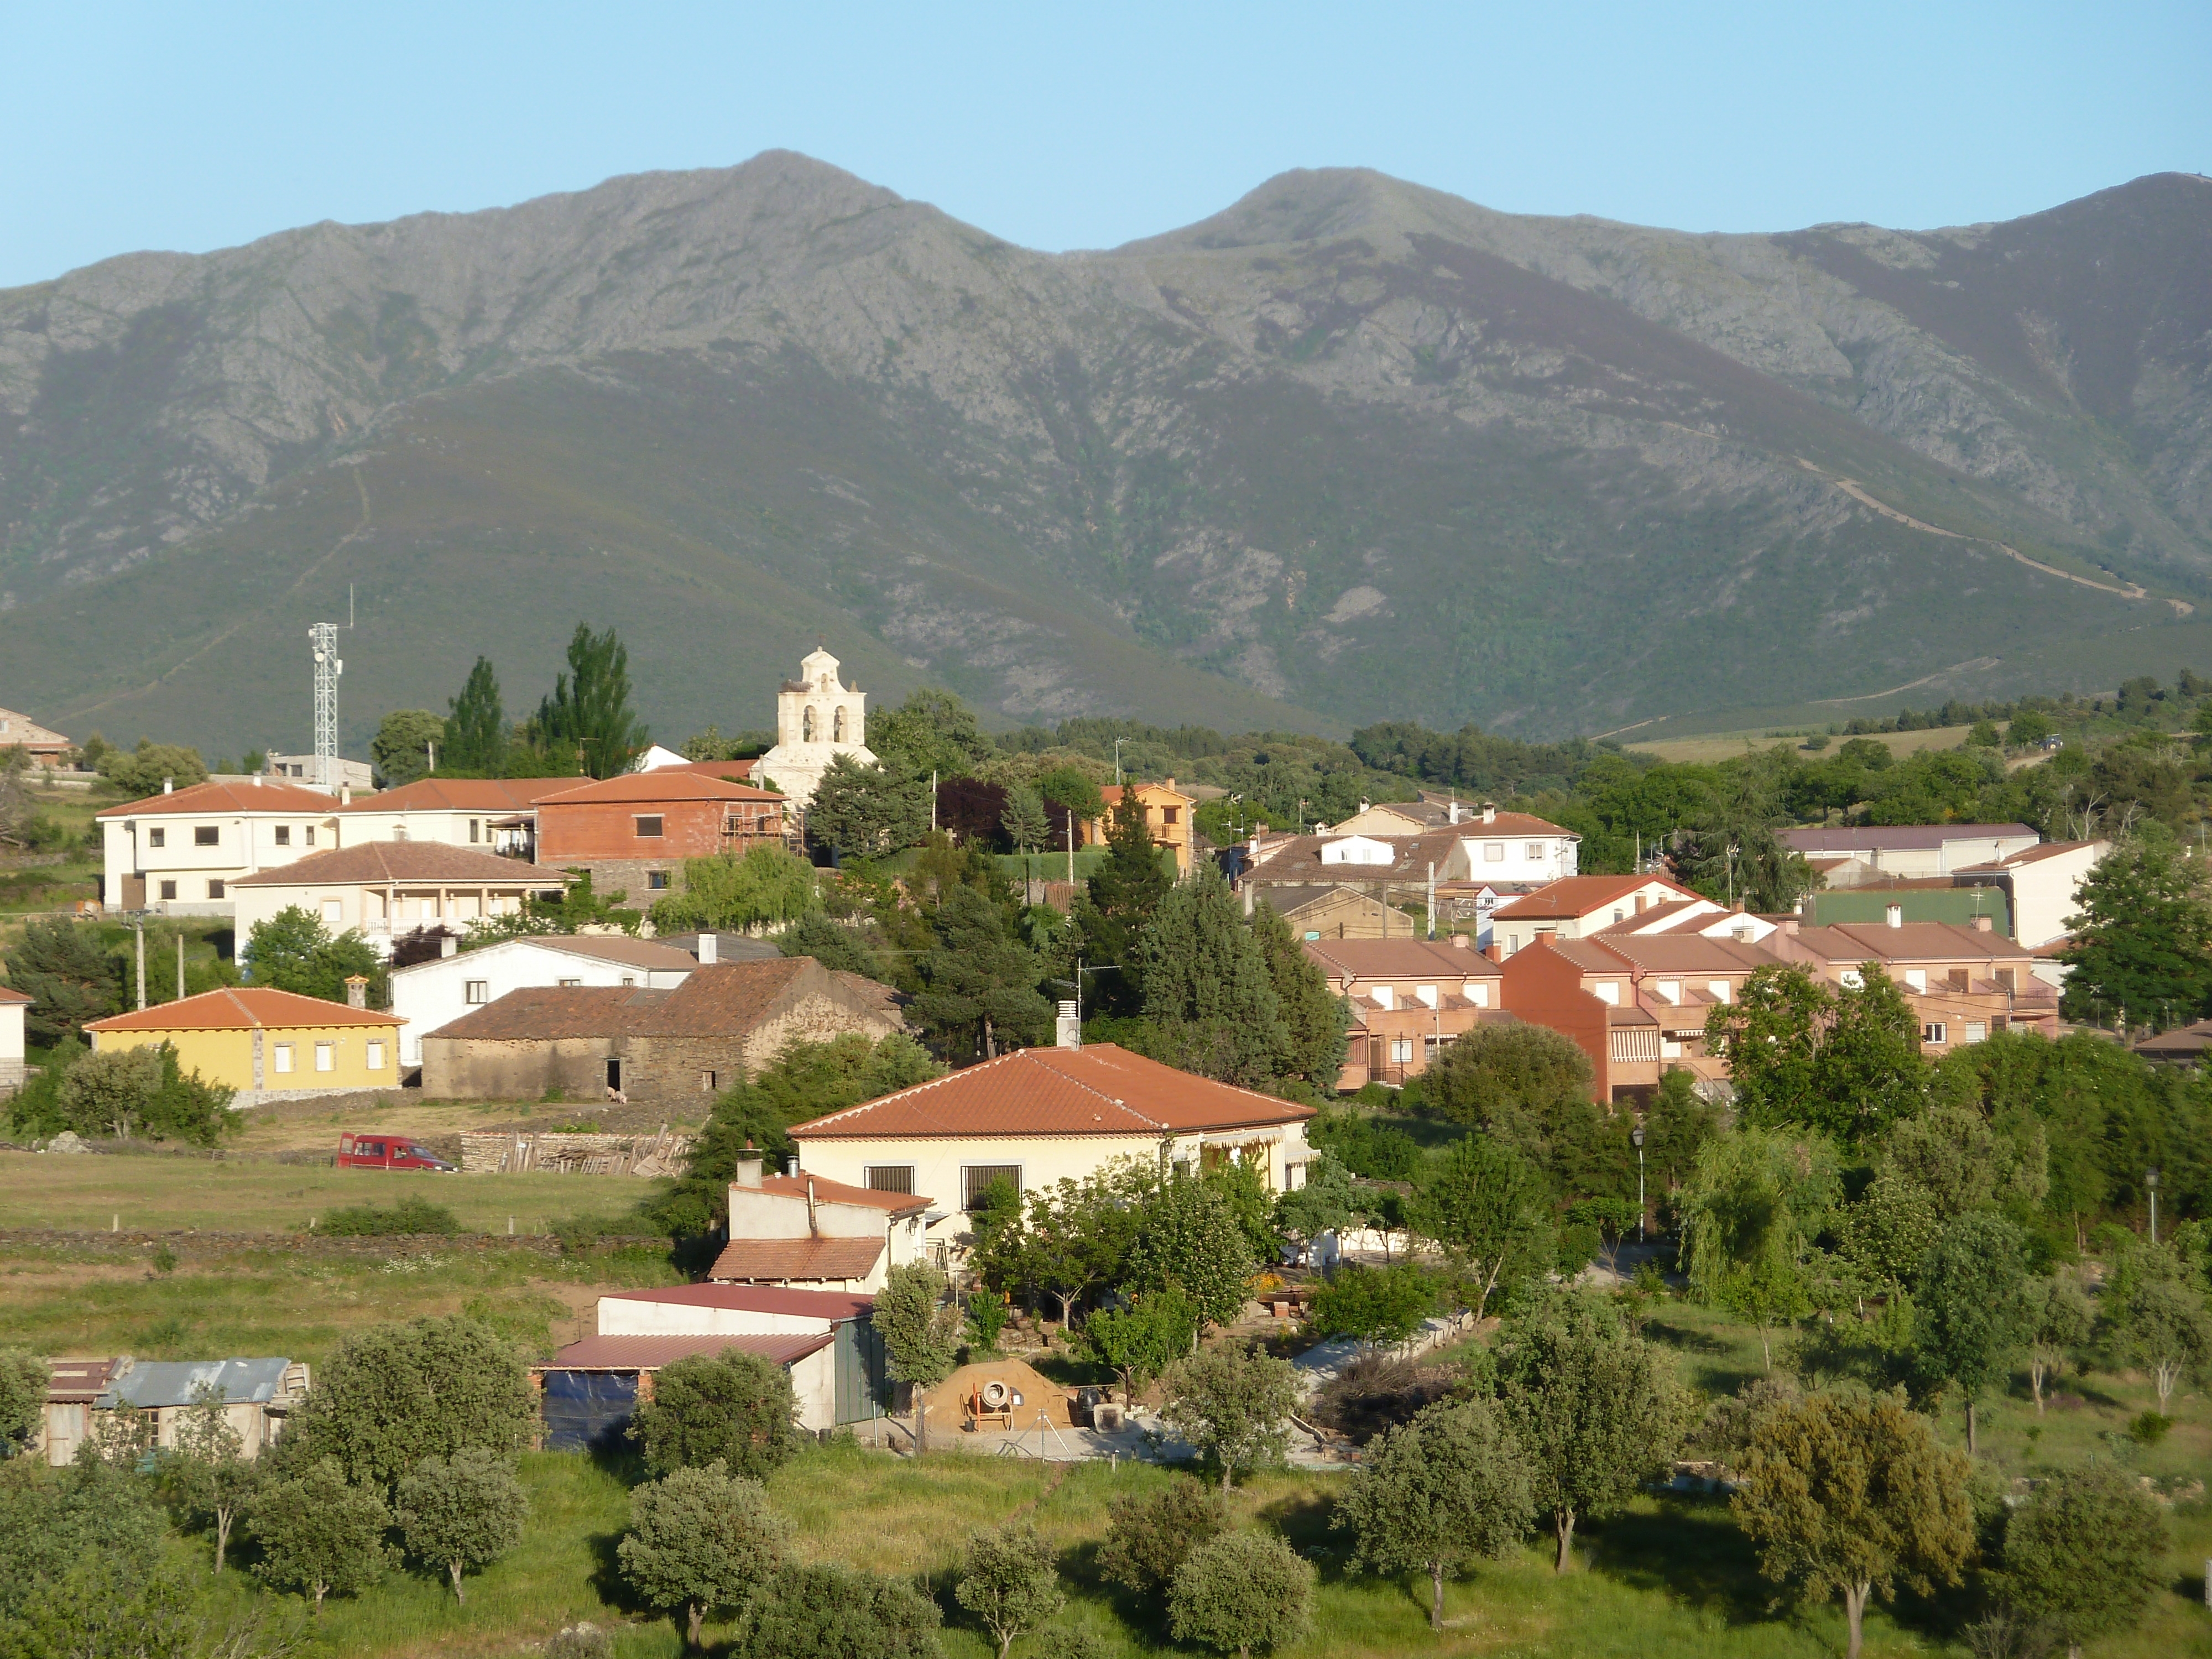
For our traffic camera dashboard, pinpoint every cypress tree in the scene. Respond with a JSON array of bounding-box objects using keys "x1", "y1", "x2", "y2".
[
  {"x1": 536, "y1": 624, "x2": 649, "y2": 779},
  {"x1": 1137, "y1": 865, "x2": 1288, "y2": 1087},
  {"x1": 1250, "y1": 899, "x2": 1348, "y2": 1089},
  {"x1": 443, "y1": 656, "x2": 506, "y2": 773},
  {"x1": 1076, "y1": 797, "x2": 1173, "y2": 1015}
]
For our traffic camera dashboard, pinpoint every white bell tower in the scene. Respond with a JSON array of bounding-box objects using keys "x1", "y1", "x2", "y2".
[{"x1": 757, "y1": 643, "x2": 875, "y2": 807}]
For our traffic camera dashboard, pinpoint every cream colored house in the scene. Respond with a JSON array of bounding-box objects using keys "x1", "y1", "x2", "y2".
[
  {"x1": 0, "y1": 987, "x2": 27, "y2": 1095},
  {"x1": 230, "y1": 842, "x2": 564, "y2": 955},
  {"x1": 1954, "y1": 839, "x2": 2108, "y2": 948},
  {"x1": 97, "y1": 778, "x2": 342, "y2": 915},
  {"x1": 1492, "y1": 874, "x2": 1709, "y2": 957},
  {"x1": 788, "y1": 1035, "x2": 1317, "y2": 1259},
  {"x1": 333, "y1": 775, "x2": 583, "y2": 858},
  {"x1": 709, "y1": 1146, "x2": 936, "y2": 1292},
  {"x1": 1779, "y1": 822, "x2": 2039, "y2": 878}
]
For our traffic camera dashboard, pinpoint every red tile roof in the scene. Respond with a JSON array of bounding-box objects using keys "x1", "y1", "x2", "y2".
[
  {"x1": 1578, "y1": 933, "x2": 1779, "y2": 973},
  {"x1": 425, "y1": 959, "x2": 898, "y2": 1042},
  {"x1": 1302, "y1": 939, "x2": 1500, "y2": 980},
  {"x1": 336, "y1": 777, "x2": 585, "y2": 813},
  {"x1": 231, "y1": 842, "x2": 558, "y2": 887},
  {"x1": 789, "y1": 1042, "x2": 1313, "y2": 1141},
  {"x1": 545, "y1": 1332, "x2": 834, "y2": 1370},
  {"x1": 601, "y1": 1284, "x2": 874, "y2": 1320},
  {"x1": 97, "y1": 778, "x2": 343, "y2": 818},
  {"x1": 1493, "y1": 875, "x2": 1704, "y2": 921},
  {"x1": 0, "y1": 987, "x2": 30, "y2": 1005},
  {"x1": 86, "y1": 987, "x2": 403, "y2": 1033},
  {"x1": 1778, "y1": 823, "x2": 2036, "y2": 854},
  {"x1": 754, "y1": 1173, "x2": 932, "y2": 1214},
  {"x1": 651, "y1": 759, "x2": 766, "y2": 785},
  {"x1": 707, "y1": 1237, "x2": 886, "y2": 1282},
  {"x1": 535, "y1": 773, "x2": 783, "y2": 805},
  {"x1": 1787, "y1": 922, "x2": 2032, "y2": 963}
]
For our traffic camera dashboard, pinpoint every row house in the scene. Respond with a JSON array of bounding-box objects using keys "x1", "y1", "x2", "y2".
[
  {"x1": 1767, "y1": 911, "x2": 2060, "y2": 1051},
  {"x1": 1492, "y1": 874, "x2": 1712, "y2": 958},
  {"x1": 533, "y1": 772, "x2": 788, "y2": 908},
  {"x1": 1301, "y1": 936, "x2": 1505, "y2": 1089}
]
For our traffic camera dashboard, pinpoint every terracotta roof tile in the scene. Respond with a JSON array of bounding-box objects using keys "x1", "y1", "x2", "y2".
[
  {"x1": 547, "y1": 1332, "x2": 834, "y2": 1370},
  {"x1": 232, "y1": 842, "x2": 558, "y2": 887},
  {"x1": 97, "y1": 778, "x2": 343, "y2": 818},
  {"x1": 1583, "y1": 933, "x2": 1779, "y2": 973},
  {"x1": 601, "y1": 1284, "x2": 874, "y2": 1320},
  {"x1": 535, "y1": 773, "x2": 783, "y2": 805},
  {"x1": 1302, "y1": 939, "x2": 1500, "y2": 980},
  {"x1": 707, "y1": 1237, "x2": 886, "y2": 1282},
  {"x1": 86, "y1": 987, "x2": 403, "y2": 1033},
  {"x1": 1494, "y1": 875, "x2": 1702, "y2": 920},
  {"x1": 0, "y1": 987, "x2": 30, "y2": 1005},
  {"x1": 755, "y1": 1173, "x2": 932, "y2": 1214},
  {"x1": 790, "y1": 1042, "x2": 1313, "y2": 1141},
  {"x1": 335, "y1": 777, "x2": 586, "y2": 813}
]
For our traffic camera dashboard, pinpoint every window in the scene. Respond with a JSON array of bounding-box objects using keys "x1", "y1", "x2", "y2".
[
  {"x1": 1922, "y1": 1022, "x2": 1947, "y2": 1045},
  {"x1": 1526, "y1": 842, "x2": 1544, "y2": 860},
  {"x1": 1656, "y1": 980, "x2": 1681, "y2": 1004},
  {"x1": 1839, "y1": 968, "x2": 1864, "y2": 990},
  {"x1": 1905, "y1": 969, "x2": 1928, "y2": 993},
  {"x1": 468, "y1": 819, "x2": 480, "y2": 844},
  {"x1": 1471, "y1": 983, "x2": 1489, "y2": 1008},
  {"x1": 206, "y1": 880, "x2": 225, "y2": 900},
  {"x1": 1708, "y1": 980, "x2": 1731, "y2": 1003},
  {"x1": 1948, "y1": 967, "x2": 1970, "y2": 992},
  {"x1": 1483, "y1": 842, "x2": 1505, "y2": 862},
  {"x1": 802, "y1": 707, "x2": 817, "y2": 742},
  {"x1": 1305, "y1": 930, "x2": 1321, "y2": 942},
  {"x1": 274, "y1": 826, "x2": 290, "y2": 846},
  {"x1": 1593, "y1": 980, "x2": 1619, "y2": 1005},
  {"x1": 700, "y1": 1070, "x2": 718, "y2": 1092},
  {"x1": 1389, "y1": 1037, "x2": 1415, "y2": 1064},
  {"x1": 634, "y1": 816, "x2": 664, "y2": 838},
  {"x1": 273, "y1": 1043, "x2": 295, "y2": 1074},
  {"x1": 159, "y1": 880, "x2": 178, "y2": 901},
  {"x1": 833, "y1": 707, "x2": 847, "y2": 742},
  {"x1": 868, "y1": 1166, "x2": 916, "y2": 1194},
  {"x1": 962, "y1": 1164, "x2": 1022, "y2": 1212},
  {"x1": 195, "y1": 826, "x2": 218, "y2": 846},
  {"x1": 1162, "y1": 806, "x2": 1180, "y2": 825},
  {"x1": 620, "y1": 975, "x2": 637, "y2": 987},
  {"x1": 557, "y1": 978, "x2": 582, "y2": 988},
  {"x1": 305, "y1": 826, "x2": 315, "y2": 846},
  {"x1": 647, "y1": 870, "x2": 671, "y2": 890},
  {"x1": 366, "y1": 1042, "x2": 386, "y2": 1071},
  {"x1": 1995, "y1": 968, "x2": 2016, "y2": 993},
  {"x1": 320, "y1": 898, "x2": 342, "y2": 925},
  {"x1": 148, "y1": 828, "x2": 165, "y2": 848},
  {"x1": 1963, "y1": 1021, "x2": 1987, "y2": 1044},
  {"x1": 314, "y1": 1042, "x2": 335, "y2": 1072},
  {"x1": 464, "y1": 980, "x2": 490, "y2": 1004}
]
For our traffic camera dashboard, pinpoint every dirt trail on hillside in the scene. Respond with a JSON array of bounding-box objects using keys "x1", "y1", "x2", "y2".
[{"x1": 1796, "y1": 459, "x2": 2192, "y2": 616}]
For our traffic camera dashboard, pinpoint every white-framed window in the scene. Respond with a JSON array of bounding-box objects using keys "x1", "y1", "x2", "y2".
[
  {"x1": 1593, "y1": 980, "x2": 1620, "y2": 1005},
  {"x1": 273, "y1": 1044, "x2": 294, "y2": 1074},
  {"x1": 867, "y1": 1166, "x2": 916, "y2": 1194},
  {"x1": 148, "y1": 828, "x2": 165, "y2": 848},
  {"x1": 620, "y1": 975, "x2": 637, "y2": 987},
  {"x1": 1922, "y1": 1022, "x2": 1948, "y2": 1045},
  {"x1": 1840, "y1": 968, "x2": 1864, "y2": 990},
  {"x1": 468, "y1": 818, "x2": 481, "y2": 843},
  {"x1": 1656, "y1": 980, "x2": 1681, "y2": 1004},
  {"x1": 961, "y1": 1164, "x2": 1022, "y2": 1212},
  {"x1": 1905, "y1": 968, "x2": 1928, "y2": 993},
  {"x1": 274, "y1": 826, "x2": 290, "y2": 846},
  {"x1": 1484, "y1": 842, "x2": 1505, "y2": 862},
  {"x1": 1389, "y1": 1037, "x2": 1416, "y2": 1063},
  {"x1": 1709, "y1": 980, "x2": 1731, "y2": 1003},
  {"x1": 1963, "y1": 1021, "x2": 1987, "y2": 1044},
  {"x1": 1471, "y1": 983, "x2": 1490, "y2": 1008},
  {"x1": 464, "y1": 980, "x2": 490, "y2": 1004},
  {"x1": 320, "y1": 898, "x2": 342, "y2": 925},
  {"x1": 366, "y1": 1042, "x2": 385, "y2": 1071},
  {"x1": 314, "y1": 1042, "x2": 335, "y2": 1073},
  {"x1": 1527, "y1": 843, "x2": 1544, "y2": 860}
]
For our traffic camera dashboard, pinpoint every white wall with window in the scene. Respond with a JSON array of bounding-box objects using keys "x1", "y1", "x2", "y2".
[{"x1": 387, "y1": 936, "x2": 696, "y2": 1065}]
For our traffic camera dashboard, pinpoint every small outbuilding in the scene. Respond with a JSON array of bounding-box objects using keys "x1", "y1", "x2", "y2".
[
  {"x1": 534, "y1": 1332, "x2": 841, "y2": 1449},
  {"x1": 711, "y1": 1144, "x2": 937, "y2": 1292},
  {"x1": 41, "y1": 1355, "x2": 309, "y2": 1465}
]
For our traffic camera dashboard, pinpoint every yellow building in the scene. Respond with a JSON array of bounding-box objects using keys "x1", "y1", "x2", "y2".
[
  {"x1": 85, "y1": 987, "x2": 405, "y2": 1105},
  {"x1": 1082, "y1": 779, "x2": 1197, "y2": 875}
]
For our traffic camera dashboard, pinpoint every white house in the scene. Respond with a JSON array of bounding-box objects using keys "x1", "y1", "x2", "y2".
[
  {"x1": 229, "y1": 842, "x2": 565, "y2": 964},
  {"x1": 333, "y1": 776, "x2": 582, "y2": 858},
  {"x1": 787, "y1": 1031, "x2": 1317, "y2": 1259},
  {"x1": 1492, "y1": 874, "x2": 1714, "y2": 957},
  {"x1": 710, "y1": 1145, "x2": 937, "y2": 1292},
  {"x1": 1779, "y1": 822, "x2": 2040, "y2": 879},
  {"x1": 754, "y1": 645, "x2": 876, "y2": 809},
  {"x1": 1954, "y1": 839, "x2": 2109, "y2": 950},
  {"x1": 1321, "y1": 802, "x2": 1580, "y2": 885},
  {"x1": 0, "y1": 987, "x2": 28, "y2": 1095},
  {"x1": 387, "y1": 933, "x2": 701, "y2": 1065},
  {"x1": 97, "y1": 778, "x2": 342, "y2": 916}
]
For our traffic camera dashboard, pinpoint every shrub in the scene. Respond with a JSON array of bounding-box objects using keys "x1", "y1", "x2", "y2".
[
  {"x1": 1168, "y1": 1530, "x2": 1315, "y2": 1656},
  {"x1": 1097, "y1": 1477, "x2": 1226, "y2": 1596},
  {"x1": 742, "y1": 1561, "x2": 943, "y2": 1658},
  {"x1": 630, "y1": 1350, "x2": 801, "y2": 1480},
  {"x1": 317, "y1": 1196, "x2": 460, "y2": 1237},
  {"x1": 955, "y1": 1522, "x2": 1065, "y2": 1659},
  {"x1": 394, "y1": 1448, "x2": 529, "y2": 1602},
  {"x1": 2125, "y1": 1410, "x2": 2172, "y2": 1446},
  {"x1": 1309, "y1": 1262, "x2": 1437, "y2": 1350},
  {"x1": 248, "y1": 1458, "x2": 389, "y2": 1609}
]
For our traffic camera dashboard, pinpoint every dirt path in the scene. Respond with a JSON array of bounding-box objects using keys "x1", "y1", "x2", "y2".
[{"x1": 1796, "y1": 459, "x2": 2193, "y2": 616}]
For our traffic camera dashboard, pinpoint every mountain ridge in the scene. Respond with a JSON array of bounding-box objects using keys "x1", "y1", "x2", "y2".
[{"x1": 3, "y1": 154, "x2": 2208, "y2": 754}]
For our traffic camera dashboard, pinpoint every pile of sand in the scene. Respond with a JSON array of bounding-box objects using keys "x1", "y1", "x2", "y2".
[{"x1": 922, "y1": 1358, "x2": 1077, "y2": 1431}]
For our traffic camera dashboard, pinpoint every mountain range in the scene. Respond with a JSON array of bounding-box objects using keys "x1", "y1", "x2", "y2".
[{"x1": 3, "y1": 154, "x2": 2210, "y2": 755}]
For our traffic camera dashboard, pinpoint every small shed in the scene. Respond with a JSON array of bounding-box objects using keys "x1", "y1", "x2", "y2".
[
  {"x1": 588, "y1": 1284, "x2": 888, "y2": 1429},
  {"x1": 41, "y1": 1358, "x2": 124, "y2": 1467},
  {"x1": 99, "y1": 1357, "x2": 310, "y2": 1459},
  {"x1": 534, "y1": 1331, "x2": 841, "y2": 1448}
]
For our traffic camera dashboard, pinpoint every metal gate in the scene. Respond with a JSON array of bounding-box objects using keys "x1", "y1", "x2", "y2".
[{"x1": 832, "y1": 1316, "x2": 888, "y2": 1425}]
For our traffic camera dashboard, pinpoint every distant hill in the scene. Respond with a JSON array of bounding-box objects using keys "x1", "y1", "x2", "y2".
[{"x1": 3, "y1": 155, "x2": 2209, "y2": 755}]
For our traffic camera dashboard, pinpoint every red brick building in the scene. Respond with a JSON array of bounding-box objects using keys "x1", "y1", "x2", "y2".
[
  {"x1": 534, "y1": 773, "x2": 788, "y2": 907},
  {"x1": 1302, "y1": 936, "x2": 1506, "y2": 1089}
]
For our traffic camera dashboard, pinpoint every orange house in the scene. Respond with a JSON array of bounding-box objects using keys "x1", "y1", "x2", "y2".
[{"x1": 1082, "y1": 779, "x2": 1195, "y2": 874}]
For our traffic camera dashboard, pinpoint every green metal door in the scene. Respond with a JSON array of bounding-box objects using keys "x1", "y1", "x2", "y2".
[{"x1": 832, "y1": 1316, "x2": 888, "y2": 1425}]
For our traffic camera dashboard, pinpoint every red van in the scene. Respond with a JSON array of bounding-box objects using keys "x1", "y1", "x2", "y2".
[{"x1": 335, "y1": 1133, "x2": 457, "y2": 1173}]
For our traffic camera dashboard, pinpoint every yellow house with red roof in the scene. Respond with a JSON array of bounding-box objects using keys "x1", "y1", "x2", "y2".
[
  {"x1": 1081, "y1": 779, "x2": 1196, "y2": 874},
  {"x1": 85, "y1": 987, "x2": 404, "y2": 1104}
]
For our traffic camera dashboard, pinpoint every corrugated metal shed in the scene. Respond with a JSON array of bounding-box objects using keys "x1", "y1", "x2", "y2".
[{"x1": 101, "y1": 1358, "x2": 302, "y2": 1409}]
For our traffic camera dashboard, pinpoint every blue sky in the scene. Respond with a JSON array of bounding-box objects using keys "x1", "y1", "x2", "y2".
[{"x1": 3, "y1": 1, "x2": 2205, "y2": 288}]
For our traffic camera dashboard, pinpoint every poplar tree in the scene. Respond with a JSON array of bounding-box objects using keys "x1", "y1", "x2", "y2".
[
  {"x1": 444, "y1": 656, "x2": 506, "y2": 773},
  {"x1": 536, "y1": 623, "x2": 649, "y2": 779}
]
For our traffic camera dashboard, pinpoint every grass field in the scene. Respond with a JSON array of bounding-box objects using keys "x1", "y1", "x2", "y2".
[
  {"x1": 0, "y1": 1150, "x2": 668, "y2": 1235},
  {"x1": 1624, "y1": 725, "x2": 1981, "y2": 766}
]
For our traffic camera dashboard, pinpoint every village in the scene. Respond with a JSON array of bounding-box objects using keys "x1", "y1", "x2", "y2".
[{"x1": 2, "y1": 627, "x2": 2209, "y2": 1659}]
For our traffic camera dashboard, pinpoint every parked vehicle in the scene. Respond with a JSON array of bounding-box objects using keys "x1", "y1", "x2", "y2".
[{"x1": 335, "y1": 1133, "x2": 456, "y2": 1172}]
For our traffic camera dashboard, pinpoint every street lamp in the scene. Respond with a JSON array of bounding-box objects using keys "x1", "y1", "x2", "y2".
[
  {"x1": 1631, "y1": 1124, "x2": 1647, "y2": 1243},
  {"x1": 2147, "y1": 1165, "x2": 2161, "y2": 1246}
]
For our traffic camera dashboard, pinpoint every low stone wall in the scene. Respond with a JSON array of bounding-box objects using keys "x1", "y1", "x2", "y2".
[{"x1": 458, "y1": 1128, "x2": 696, "y2": 1176}]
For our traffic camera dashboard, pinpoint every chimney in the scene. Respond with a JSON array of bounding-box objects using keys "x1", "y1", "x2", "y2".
[
  {"x1": 340, "y1": 784, "x2": 352, "y2": 806},
  {"x1": 1971, "y1": 915, "x2": 1993, "y2": 932},
  {"x1": 1056, "y1": 1000, "x2": 1081, "y2": 1050},
  {"x1": 1480, "y1": 802, "x2": 1496, "y2": 825},
  {"x1": 1635, "y1": 895, "x2": 1648, "y2": 914},
  {"x1": 1359, "y1": 798, "x2": 1370, "y2": 813},
  {"x1": 440, "y1": 935, "x2": 458, "y2": 958},
  {"x1": 1731, "y1": 900, "x2": 1745, "y2": 914},
  {"x1": 735, "y1": 1140, "x2": 763, "y2": 1188},
  {"x1": 1449, "y1": 932, "x2": 1470, "y2": 950},
  {"x1": 344, "y1": 975, "x2": 368, "y2": 1010},
  {"x1": 1781, "y1": 917, "x2": 1800, "y2": 936},
  {"x1": 1885, "y1": 903, "x2": 1903, "y2": 929},
  {"x1": 1448, "y1": 799, "x2": 1463, "y2": 825},
  {"x1": 163, "y1": 777, "x2": 173, "y2": 794},
  {"x1": 251, "y1": 771, "x2": 260, "y2": 786},
  {"x1": 696, "y1": 933, "x2": 718, "y2": 965},
  {"x1": 1165, "y1": 776, "x2": 1175, "y2": 790}
]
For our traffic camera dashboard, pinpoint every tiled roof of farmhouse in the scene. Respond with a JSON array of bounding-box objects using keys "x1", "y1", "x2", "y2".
[
  {"x1": 97, "y1": 778, "x2": 342, "y2": 817},
  {"x1": 425, "y1": 959, "x2": 900, "y2": 1041},
  {"x1": 86, "y1": 987, "x2": 403, "y2": 1032},
  {"x1": 707, "y1": 1237, "x2": 886, "y2": 1283},
  {"x1": 335, "y1": 777, "x2": 585, "y2": 812},
  {"x1": 231, "y1": 842, "x2": 555, "y2": 886},
  {"x1": 789, "y1": 1042, "x2": 1314, "y2": 1140},
  {"x1": 547, "y1": 1333, "x2": 834, "y2": 1370}
]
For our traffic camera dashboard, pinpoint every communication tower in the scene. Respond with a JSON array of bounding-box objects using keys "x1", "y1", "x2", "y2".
[{"x1": 309, "y1": 622, "x2": 343, "y2": 790}]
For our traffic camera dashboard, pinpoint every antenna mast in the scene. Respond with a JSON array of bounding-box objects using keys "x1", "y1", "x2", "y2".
[{"x1": 309, "y1": 622, "x2": 343, "y2": 790}]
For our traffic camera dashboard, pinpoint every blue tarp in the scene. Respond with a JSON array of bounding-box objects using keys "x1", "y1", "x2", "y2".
[{"x1": 540, "y1": 1370, "x2": 638, "y2": 1453}]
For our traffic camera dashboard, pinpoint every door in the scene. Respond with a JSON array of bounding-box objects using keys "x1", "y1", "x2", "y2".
[
  {"x1": 833, "y1": 1316, "x2": 888, "y2": 1425},
  {"x1": 605, "y1": 1059, "x2": 622, "y2": 1094}
]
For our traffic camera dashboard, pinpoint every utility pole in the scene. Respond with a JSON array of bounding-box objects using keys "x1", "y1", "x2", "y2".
[
  {"x1": 175, "y1": 933, "x2": 185, "y2": 1002},
  {"x1": 930, "y1": 770, "x2": 938, "y2": 836},
  {"x1": 1632, "y1": 1124, "x2": 1647, "y2": 1241},
  {"x1": 1066, "y1": 816, "x2": 1074, "y2": 887},
  {"x1": 1114, "y1": 738, "x2": 1124, "y2": 787},
  {"x1": 134, "y1": 920, "x2": 146, "y2": 1011},
  {"x1": 1426, "y1": 862, "x2": 1436, "y2": 940}
]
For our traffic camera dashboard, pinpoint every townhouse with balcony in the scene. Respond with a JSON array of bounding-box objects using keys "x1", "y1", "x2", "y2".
[
  {"x1": 230, "y1": 842, "x2": 566, "y2": 956},
  {"x1": 1766, "y1": 907, "x2": 2060, "y2": 1052},
  {"x1": 97, "y1": 778, "x2": 342, "y2": 915},
  {"x1": 1491, "y1": 873, "x2": 1715, "y2": 958},
  {"x1": 334, "y1": 776, "x2": 585, "y2": 858},
  {"x1": 1301, "y1": 936, "x2": 1507, "y2": 1089},
  {"x1": 1081, "y1": 779, "x2": 1197, "y2": 875}
]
